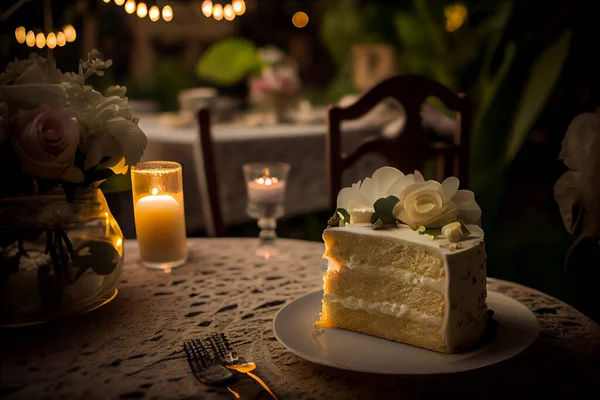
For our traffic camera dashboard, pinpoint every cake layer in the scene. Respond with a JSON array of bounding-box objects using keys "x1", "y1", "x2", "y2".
[
  {"x1": 323, "y1": 229, "x2": 446, "y2": 279},
  {"x1": 323, "y1": 267, "x2": 444, "y2": 317},
  {"x1": 320, "y1": 299, "x2": 448, "y2": 353},
  {"x1": 321, "y1": 224, "x2": 488, "y2": 353}
]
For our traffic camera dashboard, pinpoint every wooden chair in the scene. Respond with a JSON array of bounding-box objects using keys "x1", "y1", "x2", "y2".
[
  {"x1": 326, "y1": 75, "x2": 472, "y2": 209},
  {"x1": 195, "y1": 108, "x2": 226, "y2": 237}
]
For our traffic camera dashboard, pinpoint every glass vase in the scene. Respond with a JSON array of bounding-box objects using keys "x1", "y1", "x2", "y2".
[{"x1": 0, "y1": 187, "x2": 124, "y2": 327}]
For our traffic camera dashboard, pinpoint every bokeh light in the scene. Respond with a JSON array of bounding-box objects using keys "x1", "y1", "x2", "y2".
[
  {"x1": 233, "y1": 0, "x2": 246, "y2": 15},
  {"x1": 202, "y1": 0, "x2": 213, "y2": 17},
  {"x1": 162, "y1": 5, "x2": 173, "y2": 22},
  {"x1": 149, "y1": 5, "x2": 160, "y2": 21},
  {"x1": 46, "y1": 32, "x2": 57, "y2": 49},
  {"x1": 124, "y1": 0, "x2": 136, "y2": 14},
  {"x1": 212, "y1": 4, "x2": 223, "y2": 20},
  {"x1": 224, "y1": 4, "x2": 235, "y2": 21},
  {"x1": 35, "y1": 32, "x2": 45, "y2": 49},
  {"x1": 292, "y1": 11, "x2": 309, "y2": 28},
  {"x1": 136, "y1": 2, "x2": 148, "y2": 18},
  {"x1": 15, "y1": 26, "x2": 26, "y2": 44},
  {"x1": 26, "y1": 30, "x2": 35, "y2": 47}
]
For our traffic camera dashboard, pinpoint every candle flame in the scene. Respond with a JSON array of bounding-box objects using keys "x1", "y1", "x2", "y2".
[
  {"x1": 254, "y1": 172, "x2": 280, "y2": 186},
  {"x1": 151, "y1": 188, "x2": 159, "y2": 195}
]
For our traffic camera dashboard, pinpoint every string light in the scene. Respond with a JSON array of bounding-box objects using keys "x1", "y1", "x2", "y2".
[
  {"x1": 224, "y1": 4, "x2": 235, "y2": 20},
  {"x1": 106, "y1": 0, "x2": 174, "y2": 22},
  {"x1": 26, "y1": 30, "x2": 35, "y2": 47},
  {"x1": 35, "y1": 33, "x2": 46, "y2": 49},
  {"x1": 162, "y1": 5, "x2": 173, "y2": 21},
  {"x1": 57, "y1": 31, "x2": 66, "y2": 47},
  {"x1": 63, "y1": 25, "x2": 76, "y2": 42},
  {"x1": 15, "y1": 26, "x2": 26, "y2": 43},
  {"x1": 149, "y1": 5, "x2": 160, "y2": 21},
  {"x1": 213, "y1": 3, "x2": 223, "y2": 20},
  {"x1": 201, "y1": 0, "x2": 213, "y2": 17},
  {"x1": 124, "y1": 0, "x2": 136, "y2": 14},
  {"x1": 136, "y1": 2, "x2": 148, "y2": 18},
  {"x1": 46, "y1": 32, "x2": 57, "y2": 49},
  {"x1": 292, "y1": 11, "x2": 309, "y2": 28},
  {"x1": 232, "y1": 0, "x2": 245, "y2": 15}
]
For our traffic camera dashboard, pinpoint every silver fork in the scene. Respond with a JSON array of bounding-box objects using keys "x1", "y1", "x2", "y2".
[
  {"x1": 204, "y1": 333, "x2": 278, "y2": 400},
  {"x1": 183, "y1": 339, "x2": 233, "y2": 385}
]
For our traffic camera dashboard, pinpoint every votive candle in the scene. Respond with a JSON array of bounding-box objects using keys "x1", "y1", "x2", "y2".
[{"x1": 131, "y1": 161, "x2": 187, "y2": 270}]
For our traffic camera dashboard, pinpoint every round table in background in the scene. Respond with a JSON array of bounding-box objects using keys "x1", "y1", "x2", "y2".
[{"x1": 1, "y1": 238, "x2": 599, "y2": 399}]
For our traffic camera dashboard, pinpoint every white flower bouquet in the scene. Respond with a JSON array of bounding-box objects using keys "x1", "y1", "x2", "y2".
[
  {"x1": 0, "y1": 50, "x2": 147, "y2": 325},
  {"x1": 0, "y1": 50, "x2": 147, "y2": 196}
]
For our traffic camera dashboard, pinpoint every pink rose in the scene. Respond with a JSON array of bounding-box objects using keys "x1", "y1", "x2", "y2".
[{"x1": 11, "y1": 108, "x2": 83, "y2": 182}]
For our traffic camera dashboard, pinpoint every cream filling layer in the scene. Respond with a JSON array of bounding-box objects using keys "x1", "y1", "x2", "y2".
[
  {"x1": 323, "y1": 293, "x2": 442, "y2": 326},
  {"x1": 326, "y1": 260, "x2": 446, "y2": 294}
]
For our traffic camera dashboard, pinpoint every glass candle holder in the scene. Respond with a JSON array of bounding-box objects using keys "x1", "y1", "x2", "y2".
[
  {"x1": 243, "y1": 162, "x2": 290, "y2": 247},
  {"x1": 131, "y1": 161, "x2": 187, "y2": 270}
]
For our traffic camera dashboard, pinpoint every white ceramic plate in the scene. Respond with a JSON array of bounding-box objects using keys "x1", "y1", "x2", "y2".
[{"x1": 273, "y1": 289, "x2": 539, "y2": 374}]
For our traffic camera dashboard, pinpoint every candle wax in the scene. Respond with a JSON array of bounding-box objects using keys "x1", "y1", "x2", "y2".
[
  {"x1": 134, "y1": 193, "x2": 187, "y2": 264},
  {"x1": 247, "y1": 180, "x2": 286, "y2": 203}
]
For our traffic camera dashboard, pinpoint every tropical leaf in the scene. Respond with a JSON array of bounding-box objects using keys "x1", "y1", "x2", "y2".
[
  {"x1": 505, "y1": 29, "x2": 572, "y2": 163},
  {"x1": 196, "y1": 38, "x2": 259, "y2": 86}
]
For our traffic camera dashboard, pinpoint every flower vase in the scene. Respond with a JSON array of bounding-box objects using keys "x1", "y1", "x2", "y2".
[{"x1": 0, "y1": 188, "x2": 124, "y2": 326}]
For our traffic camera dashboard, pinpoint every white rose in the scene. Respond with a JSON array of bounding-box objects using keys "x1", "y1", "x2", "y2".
[
  {"x1": 393, "y1": 177, "x2": 482, "y2": 229},
  {"x1": 442, "y1": 221, "x2": 464, "y2": 242},
  {"x1": 337, "y1": 167, "x2": 425, "y2": 223},
  {"x1": 0, "y1": 57, "x2": 66, "y2": 111},
  {"x1": 11, "y1": 108, "x2": 83, "y2": 182},
  {"x1": 554, "y1": 109, "x2": 600, "y2": 237},
  {"x1": 394, "y1": 180, "x2": 459, "y2": 229}
]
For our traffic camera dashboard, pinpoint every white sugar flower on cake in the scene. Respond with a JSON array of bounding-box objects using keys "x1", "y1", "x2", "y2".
[
  {"x1": 330, "y1": 167, "x2": 482, "y2": 242},
  {"x1": 336, "y1": 167, "x2": 425, "y2": 223}
]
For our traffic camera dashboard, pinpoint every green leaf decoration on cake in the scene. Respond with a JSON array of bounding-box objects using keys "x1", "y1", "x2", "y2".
[
  {"x1": 327, "y1": 208, "x2": 350, "y2": 227},
  {"x1": 417, "y1": 225, "x2": 443, "y2": 237},
  {"x1": 373, "y1": 196, "x2": 400, "y2": 225}
]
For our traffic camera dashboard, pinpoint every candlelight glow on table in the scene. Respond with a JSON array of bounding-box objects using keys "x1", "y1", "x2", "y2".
[
  {"x1": 243, "y1": 162, "x2": 290, "y2": 256},
  {"x1": 131, "y1": 161, "x2": 187, "y2": 270}
]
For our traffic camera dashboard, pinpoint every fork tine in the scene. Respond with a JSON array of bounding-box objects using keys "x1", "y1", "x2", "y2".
[
  {"x1": 183, "y1": 341, "x2": 203, "y2": 378},
  {"x1": 190, "y1": 340, "x2": 211, "y2": 368},
  {"x1": 205, "y1": 333, "x2": 228, "y2": 360}
]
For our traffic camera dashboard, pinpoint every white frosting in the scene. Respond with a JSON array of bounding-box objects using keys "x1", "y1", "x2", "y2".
[
  {"x1": 328, "y1": 223, "x2": 483, "y2": 254},
  {"x1": 323, "y1": 224, "x2": 487, "y2": 352},
  {"x1": 323, "y1": 293, "x2": 442, "y2": 326}
]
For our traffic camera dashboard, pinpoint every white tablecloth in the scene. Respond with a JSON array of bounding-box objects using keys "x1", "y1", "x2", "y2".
[{"x1": 116, "y1": 115, "x2": 391, "y2": 235}]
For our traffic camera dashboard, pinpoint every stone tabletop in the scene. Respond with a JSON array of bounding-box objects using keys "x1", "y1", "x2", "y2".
[{"x1": 2, "y1": 238, "x2": 600, "y2": 399}]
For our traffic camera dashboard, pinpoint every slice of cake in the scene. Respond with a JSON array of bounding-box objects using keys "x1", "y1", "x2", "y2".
[{"x1": 317, "y1": 167, "x2": 487, "y2": 353}]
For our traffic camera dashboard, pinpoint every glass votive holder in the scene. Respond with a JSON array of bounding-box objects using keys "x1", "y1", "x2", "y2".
[
  {"x1": 131, "y1": 161, "x2": 187, "y2": 270},
  {"x1": 243, "y1": 162, "x2": 290, "y2": 246}
]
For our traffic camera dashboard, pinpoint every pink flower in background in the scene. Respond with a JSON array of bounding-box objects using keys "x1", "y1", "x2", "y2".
[
  {"x1": 11, "y1": 108, "x2": 83, "y2": 182},
  {"x1": 249, "y1": 66, "x2": 300, "y2": 104}
]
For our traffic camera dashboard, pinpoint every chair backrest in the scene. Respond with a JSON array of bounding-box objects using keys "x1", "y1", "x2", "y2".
[
  {"x1": 326, "y1": 75, "x2": 472, "y2": 210},
  {"x1": 196, "y1": 108, "x2": 226, "y2": 237}
]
